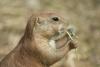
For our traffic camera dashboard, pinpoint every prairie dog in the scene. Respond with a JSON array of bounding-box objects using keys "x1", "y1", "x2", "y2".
[{"x1": 0, "y1": 12, "x2": 77, "y2": 67}]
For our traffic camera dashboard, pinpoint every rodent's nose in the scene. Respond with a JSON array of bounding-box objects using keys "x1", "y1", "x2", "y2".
[{"x1": 58, "y1": 25, "x2": 65, "y2": 34}]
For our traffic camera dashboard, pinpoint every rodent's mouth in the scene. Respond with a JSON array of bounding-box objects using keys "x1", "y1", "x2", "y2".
[{"x1": 49, "y1": 31, "x2": 76, "y2": 49}]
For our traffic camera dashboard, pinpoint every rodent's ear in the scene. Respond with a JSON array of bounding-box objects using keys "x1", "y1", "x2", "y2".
[{"x1": 24, "y1": 15, "x2": 39, "y2": 39}]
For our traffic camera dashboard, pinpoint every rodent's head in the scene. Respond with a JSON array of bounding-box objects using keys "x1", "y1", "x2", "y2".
[
  {"x1": 24, "y1": 12, "x2": 77, "y2": 65},
  {"x1": 32, "y1": 12, "x2": 66, "y2": 38}
]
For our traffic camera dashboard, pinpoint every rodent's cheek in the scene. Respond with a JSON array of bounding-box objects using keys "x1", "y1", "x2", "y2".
[
  {"x1": 52, "y1": 24, "x2": 62, "y2": 33},
  {"x1": 36, "y1": 27, "x2": 55, "y2": 38}
]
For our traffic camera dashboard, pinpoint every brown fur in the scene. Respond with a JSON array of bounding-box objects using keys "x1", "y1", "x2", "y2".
[{"x1": 0, "y1": 12, "x2": 77, "y2": 67}]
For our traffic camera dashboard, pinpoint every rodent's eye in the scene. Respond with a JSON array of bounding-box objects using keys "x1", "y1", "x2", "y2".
[{"x1": 51, "y1": 17, "x2": 59, "y2": 21}]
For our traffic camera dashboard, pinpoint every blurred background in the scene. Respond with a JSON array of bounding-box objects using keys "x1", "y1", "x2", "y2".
[{"x1": 0, "y1": 0, "x2": 100, "y2": 67}]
